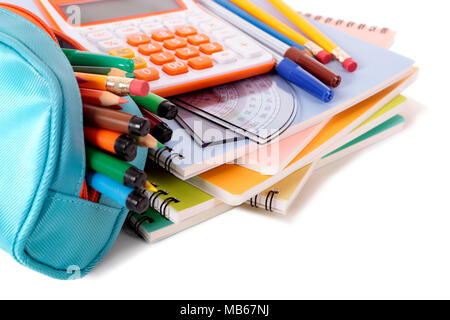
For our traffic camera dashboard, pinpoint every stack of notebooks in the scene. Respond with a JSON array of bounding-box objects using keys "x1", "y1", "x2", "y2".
[{"x1": 127, "y1": 3, "x2": 418, "y2": 242}]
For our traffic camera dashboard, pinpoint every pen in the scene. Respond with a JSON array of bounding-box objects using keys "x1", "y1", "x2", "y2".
[{"x1": 199, "y1": 0, "x2": 341, "y2": 88}]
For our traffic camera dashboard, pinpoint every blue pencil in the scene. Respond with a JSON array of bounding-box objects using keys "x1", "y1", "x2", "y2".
[{"x1": 212, "y1": 0, "x2": 306, "y2": 51}]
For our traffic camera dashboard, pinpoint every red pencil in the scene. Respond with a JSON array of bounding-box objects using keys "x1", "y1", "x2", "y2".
[{"x1": 80, "y1": 88, "x2": 128, "y2": 107}]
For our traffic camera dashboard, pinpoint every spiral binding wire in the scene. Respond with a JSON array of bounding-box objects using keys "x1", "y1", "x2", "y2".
[
  {"x1": 160, "y1": 197, "x2": 180, "y2": 221},
  {"x1": 125, "y1": 213, "x2": 154, "y2": 240},
  {"x1": 149, "y1": 189, "x2": 169, "y2": 210},
  {"x1": 152, "y1": 147, "x2": 184, "y2": 174},
  {"x1": 265, "y1": 190, "x2": 279, "y2": 212},
  {"x1": 249, "y1": 190, "x2": 279, "y2": 212}
]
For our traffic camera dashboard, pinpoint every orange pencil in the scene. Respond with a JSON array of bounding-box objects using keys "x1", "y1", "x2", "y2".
[
  {"x1": 75, "y1": 72, "x2": 149, "y2": 97},
  {"x1": 80, "y1": 88, "x2": 129, "y2": 107}
]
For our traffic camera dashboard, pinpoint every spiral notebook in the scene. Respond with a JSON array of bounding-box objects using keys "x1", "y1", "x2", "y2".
[
  {"x1": 187, "y1": 69, "x2": 418, "y2": 205},
  {"x1": 143, "y1": 162, "x2": 223, "y2": 223},
  {"x1": 127, "y1": 110, "x2": 407, "y2": 241},
  {"x1": 149, "y1": 10, "x2": 414, "y2": 180},
  {"x1": 246, "y1": 95, "x2": 408, "y2": 214}
]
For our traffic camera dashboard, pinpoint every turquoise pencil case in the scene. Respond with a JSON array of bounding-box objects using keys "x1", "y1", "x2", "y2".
[{"x1": 0, "y1": 3, "x2": 146, "y2": 280}]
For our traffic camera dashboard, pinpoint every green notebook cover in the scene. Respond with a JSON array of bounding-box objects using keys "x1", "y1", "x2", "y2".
[{"x1": 324, "y1": 115, "x2": 406, "y2": 159}]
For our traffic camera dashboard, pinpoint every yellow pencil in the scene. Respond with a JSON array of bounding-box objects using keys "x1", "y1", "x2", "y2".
[
  {"x1": 229, "y1": 0, "x2": 331, "y2": 64},
  {"x1": 267, "y1": 0, "x2": 357, "y2": 72},
  {"x1": 145, "y1": 181, "x2": 159, "y2": 193}
]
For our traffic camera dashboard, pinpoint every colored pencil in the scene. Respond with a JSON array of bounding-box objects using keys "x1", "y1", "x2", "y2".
[
  {"x1": 73, "y1": 66, "x2": 136, "y2": 78},
  {"x1": 80, "y1": 88, "x2": 129, "y2": 107},
  {"x1": 75, "y1": 72, "x2": 149, "y2": 97},
  {"x1": 227, "y1": 0, "x2": 331, "y2": 63},
  {"x1": 267, "y1": 0, "x2": 357, "y2": 71}
]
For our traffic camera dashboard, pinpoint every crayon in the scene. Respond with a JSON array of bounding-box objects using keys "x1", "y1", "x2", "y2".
[
  {"x1": 136, "y1": 134, "x2": 166, "y2": 149},
  {"x1": 83, "y1": 104, "x2": 150, "y2": 137},
  {"x1": 86, "y1": 171, "x2": 149, "y2": 214},
  {"x1": 75, "y1": 72, "x2": 149, "y2": 97},
  {"x1": 73, "y1": 66, "x2": 136, "y2": 78},
  {"x1": 139, "y1": 107, "x2": 173, "y2": 143},
  {"x1": 62, "y1": 48, "x2": 135, "y2": 73},
  {"x1": 85, "y1": 146, "x2": 147, "y2": 188},
  {"x1": 84, "y1": 127, "x2": 138, "y2": 162},
  {"x1": 80, "y1": 88, "x2": 129, "y2": 107},
  {"x1": 131, "y1": 92, "x2": 178, "y2": 120}
]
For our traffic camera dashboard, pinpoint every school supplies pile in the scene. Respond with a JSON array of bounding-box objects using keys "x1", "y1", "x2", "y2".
[{"x1": 35, "y1": 0, "x2": 418, "y2": 242}]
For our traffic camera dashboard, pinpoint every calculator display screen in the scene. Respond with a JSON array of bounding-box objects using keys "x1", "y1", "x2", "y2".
[{"x1": 59, "y1": 0, "x2": 183, "y2": 24}]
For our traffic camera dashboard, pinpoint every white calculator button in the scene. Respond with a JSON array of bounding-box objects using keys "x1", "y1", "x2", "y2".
[
  {"x1": 97, "y1": 39, "x2": 123, "y2": 52},
  {"x1": 140, "y1": 23, "x2": 165, "y2": 34},
  {"x1": 164, "y1": 19, "x2": 186, "y2": 30},
  {"x1": 199, "y1": 21, "x2": 226, "y2": 33},
  {"x1": 187, "y1": 15, "x2": 211, "y2": 26},
  {"x1": 115, "y1": 26, "x2": 140, "y2": 38},
  {"x1": 108, "y1": 21, "x2": 132, "y2": 30},
  {"x1": 212, "y1": 51, "x2": 237, "y2": 64},
  {"x1": 86, "y1": 30, "x2": 113, "y2": 42},
  {"x1": 225, "y1": 37, "x2": 263, "y2": 58},
  {"x1": 214, "y1": 29, "x2": 236, "y2": 41},
  {"x1": 79, "y1": 26, "x2": 104, "y2": 34},
  {"x1": 135, "y1": 16, "x2": 161, "y2": 24}
]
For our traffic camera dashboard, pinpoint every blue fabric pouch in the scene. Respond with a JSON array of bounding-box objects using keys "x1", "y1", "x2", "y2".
[{"x1": 0, "y1": 5, "x2": 146, "y2": 280}]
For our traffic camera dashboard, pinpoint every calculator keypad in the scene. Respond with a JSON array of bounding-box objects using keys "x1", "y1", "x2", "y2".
[{"x1": 79, "y1": 10, "x2": 269, "y2": 91}]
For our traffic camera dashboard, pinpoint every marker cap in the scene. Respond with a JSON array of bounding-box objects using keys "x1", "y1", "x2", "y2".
[
  {"x1": 114, "y1": 134, "x2": 138, "y2": 162},
  {"x1": 157, "y1": 100, "x2": 178, "y2": 120},
  {"x1": 128, "y1": 115, "x2": 150, "y2": 136},
  {"x1": 277, "y1": 58, "x2": 334, "y2": 103},
  {"x1": 126, "y1": 190, "x2": 150, "y2": 214},
  {"x1": 123, "y1": 166, "x2": 147, "y2": 188}
]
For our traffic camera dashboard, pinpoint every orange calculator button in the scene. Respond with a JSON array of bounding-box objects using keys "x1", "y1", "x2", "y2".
[
  {"x1": 150, "y1": 51, "x2": 176, "y2": 65},
  {"x1": 163, "y1": 38, "x2": 187, "y2": 50},
  {"x1": 138, "y1": 43, "x2": 163, "y2": 55},
  {"x1": 175, "y1": 26, "x2": 198, "y2": 37},
  {"x1": 188, "y1": 56, "x2": 213, "y2": 70},
  {"x1": 127, "y1": 34, "x2": 151, "y2": 46},
  {"x1": 162, "y1": 61, "x2": 189, "y2": 76},
  {"x1": 132, "y1": 57, "x2": 147, "y2": 69},
  {"x1": 109, "y1": 47, "x2": 135, "y2": 58},
  {"x1": 187, "y1": 34, "x2": 210, "y2": 45},
  {"x1": 134, "y1": 67, "x2": 160, "y2": 81},
  {"x1": 199, "y1": 42, "x2": 223, "y2": 55},
  {"x1": 175, "y1": 46, "x2": 200, "y2": 60},
  {"x1": 151, "y1": 30, "x2": 175, "y2": 41}
]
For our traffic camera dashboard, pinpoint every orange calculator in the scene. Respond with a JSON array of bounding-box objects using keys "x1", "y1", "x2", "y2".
[{"x1": 35, "y1": 0, "x2": 275, "y2": 96}]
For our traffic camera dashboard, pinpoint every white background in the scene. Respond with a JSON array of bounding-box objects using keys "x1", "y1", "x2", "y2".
[{"x1": 1, "y1": 0, "x2": 449, "y2": 299}]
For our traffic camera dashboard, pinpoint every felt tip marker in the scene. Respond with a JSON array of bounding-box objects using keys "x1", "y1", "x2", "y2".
[
  {"x1": 83, "y1": 104, "x2": 150, "y2": 137},
  {"x1": 62, "y1": 48, "x2": 135, "y2": 73},
  {"x1": 84, "y1": 127, "x2": 138, "y2": 162},
  {"x1": 86, "y1": 171, "x2": 149, "y2": 214},
  {"x1": 139, "y1": 107, "x2": 173, "y2": 143},
  {"x1": 200, "y1": 0, "x2": 341, "y2": 88},
  {"x1": 85, "y1": 145, "x2": 147, "y2": 188},
  {"x1": 131, "y1": 92, "x2": 178, "y2": 120}
]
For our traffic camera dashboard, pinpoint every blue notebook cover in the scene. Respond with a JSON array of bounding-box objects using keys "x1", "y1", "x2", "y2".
[{"x1": 151, "y1": 2, "x2": 414, "y2": 180}]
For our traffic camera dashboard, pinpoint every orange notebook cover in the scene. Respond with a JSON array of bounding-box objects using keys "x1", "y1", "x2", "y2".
[{"x1": 187, "y1": 68, "x2": 418, "y2": 205}]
